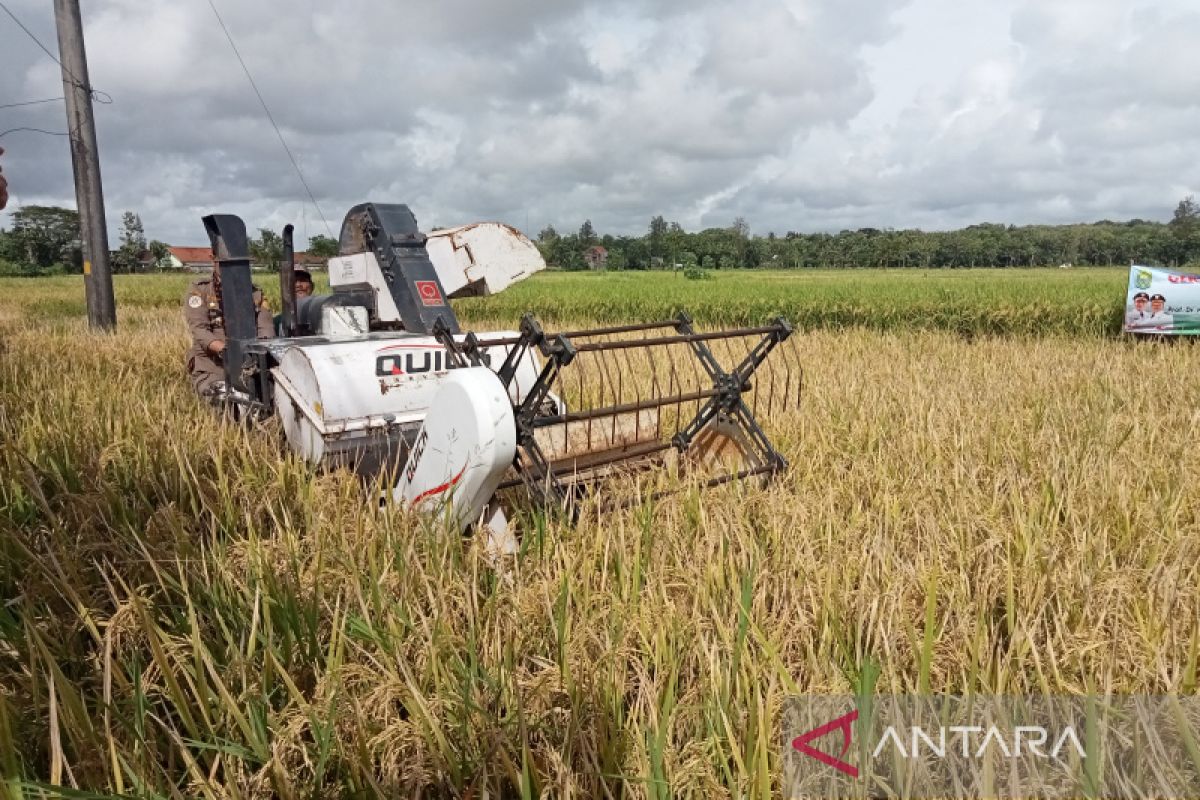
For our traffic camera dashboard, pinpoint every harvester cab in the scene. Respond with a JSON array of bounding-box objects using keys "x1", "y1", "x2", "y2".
[{"x1": 203, "y1": 202, "x2": 802, "y2": 545}]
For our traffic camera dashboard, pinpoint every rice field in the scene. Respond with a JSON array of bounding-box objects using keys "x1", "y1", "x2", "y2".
[
  {"x1": 459, "y1": 267, "x2": 1129, "y2": 335},
  {"x1": 11, "y1": 267, "x2": 1129, "y2": 336},
  {"x1": 1, "y1": 270, "x2": 1197, "y2": 798}
]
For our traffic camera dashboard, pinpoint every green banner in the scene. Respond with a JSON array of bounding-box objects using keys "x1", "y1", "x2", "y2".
[{"x1": 1124, "y1": 265, "x2": 1200, "y2": 334}]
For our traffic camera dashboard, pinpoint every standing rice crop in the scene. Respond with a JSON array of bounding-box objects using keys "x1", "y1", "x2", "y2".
[{"x1": 1, "y1": 274, "x2": 1195, "y2": 797}]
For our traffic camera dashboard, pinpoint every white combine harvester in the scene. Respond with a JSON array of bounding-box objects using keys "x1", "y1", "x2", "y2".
[{"x1": 204, "y1": 203, "x2": 800, "y2": 546}]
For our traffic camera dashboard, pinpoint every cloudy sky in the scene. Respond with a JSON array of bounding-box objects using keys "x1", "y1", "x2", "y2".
[{"x1": 2, "y1": 0, "x2": 1198, "y2": 247}]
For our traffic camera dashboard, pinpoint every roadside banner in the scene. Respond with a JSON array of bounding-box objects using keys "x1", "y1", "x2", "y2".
[{"x1": 1124, "y1": 265, "x2": 1200, "y2": 334}]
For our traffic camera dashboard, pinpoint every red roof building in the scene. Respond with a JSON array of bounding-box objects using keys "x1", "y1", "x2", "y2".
[
  {"x1": 167, "y1": 246, "x2": 213, "y2": 270},
  {"x1": 584, "y1": 245, "x2": 608, "y2": 269}
]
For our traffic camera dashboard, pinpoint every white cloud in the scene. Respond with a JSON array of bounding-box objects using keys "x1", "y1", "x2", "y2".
[{"x1": 0, "y1": 0, "x2": 1197, "y2": 246}]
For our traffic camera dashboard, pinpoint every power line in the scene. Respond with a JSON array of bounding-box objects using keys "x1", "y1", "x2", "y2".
[
  {"x1": 206, "y1": 0, "x2": 333, "y2": 238},
  {"x1": 0, "y1": 1, "x2": 72, "y2": 76},
  {"x1": 0, "y1": 127, "x2": 70, "y2": 139},
  {"x1": 0, "y1": 1, "x2": 111, "y2": 103},
  {"x1": 0, "y1": 96, "x2": 65, "y2": 110},
  {"x1": 0, "y1": 93, "x2": 110, "y2": 109}
]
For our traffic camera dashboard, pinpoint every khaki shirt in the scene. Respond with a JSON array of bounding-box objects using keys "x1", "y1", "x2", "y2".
[{"x1": 183, "y1": 276, "x2": 274, "y2": 361}]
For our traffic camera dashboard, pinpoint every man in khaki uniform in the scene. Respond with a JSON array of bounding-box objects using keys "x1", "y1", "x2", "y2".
[{"x1": 183, "y1": 265, "x2": 275, "y2": 398}]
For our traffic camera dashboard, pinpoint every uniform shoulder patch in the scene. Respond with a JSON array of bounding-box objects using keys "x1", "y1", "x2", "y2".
[{"x1": 187, "y1": 295, "x2": 203, "y2": 309}]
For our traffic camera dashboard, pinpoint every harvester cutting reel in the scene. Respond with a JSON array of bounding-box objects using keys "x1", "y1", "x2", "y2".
[{"x1": 420, "y1": 312, "x2": 800, "y2": 524}]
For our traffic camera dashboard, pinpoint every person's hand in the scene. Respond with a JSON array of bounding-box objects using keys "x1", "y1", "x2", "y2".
[
  {"x1": 0, "y1": 147, "x2": 8, "y2": 211},
  {"x1": 208, "y1": 339, "x2": 226, "y2": 356}
]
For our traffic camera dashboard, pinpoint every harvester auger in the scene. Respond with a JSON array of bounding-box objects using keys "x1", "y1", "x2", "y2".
[{"x1": 202, "y1": 202, "x2": 802, "y2": 545}]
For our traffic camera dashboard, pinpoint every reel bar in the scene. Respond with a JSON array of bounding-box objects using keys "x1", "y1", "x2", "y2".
[
  {"x1": 531, "y1": 387, "x2": 719, "y2": 427},
  {"x1": 572, "y1": 324, "x2": 783, "y2": 353},
  {"x1": 480, "y1": 319, "x2": 682, "y2": 347},
  {"x1": 494, "y1": 439, "x2": 675, "y2": 492},
  {"x1": 557, "y1": 319, "x2": 681, "y2": 339}
]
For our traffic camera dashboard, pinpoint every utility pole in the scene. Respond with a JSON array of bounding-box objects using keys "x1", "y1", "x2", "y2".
[{"x1": 54, "y1": 0, "x2": 116, "y2": 330}]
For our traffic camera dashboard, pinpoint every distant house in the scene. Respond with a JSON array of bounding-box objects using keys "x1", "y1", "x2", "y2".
[
  {"x1": 163, "y1": 246, "x2": 326, "y2": 272},
  {"x1": 107, "y1": 248, "x2": 159, "y2": 271},
  {"x1": 166, "y1": 246, "x2": 213, "y2": 271},
  {"x1": 293, "y1": 251, "x2": 326, "y2": 270},
  {"x1": 584, "y1": 245, "x2": 608, "y2": 270}
]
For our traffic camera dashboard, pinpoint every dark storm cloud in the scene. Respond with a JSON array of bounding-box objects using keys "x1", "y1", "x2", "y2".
[{"x1": 2, "y1": 0, "x2": 1196, "y2": 245}]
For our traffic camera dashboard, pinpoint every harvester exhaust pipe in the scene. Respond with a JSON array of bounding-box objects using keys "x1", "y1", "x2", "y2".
[
  {"x1": 281, "y1": 223, "x2": 296, "y2": 337},
  {"x1": 202, "y1": 213, "x2": 256, "y2": 393}
]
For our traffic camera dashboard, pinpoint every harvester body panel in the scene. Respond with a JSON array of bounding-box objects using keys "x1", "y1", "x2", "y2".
[
  {"x1": 396, "y1": 367, "x2": 518, "y2": 532},
  {"x1": 327, "y1": 252, "x2": 404, "y2": 323},
  {"x1": 424, "y1": 223, "x2": 545, "y2": 298},
  {"x1": 269, "y1": 332, "x2": 550, "y2": 475}
]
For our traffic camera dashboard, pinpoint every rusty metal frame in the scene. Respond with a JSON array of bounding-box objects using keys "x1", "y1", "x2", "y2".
[{"x1": 437, "y1": 311, "x2": 798, "y2": 517}]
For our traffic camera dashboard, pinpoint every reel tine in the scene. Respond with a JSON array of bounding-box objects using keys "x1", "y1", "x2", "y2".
[
  {"x1": 689, "y1": 334, "x2": 705, "y2": 421},
  {"x1": 612, "y1": 338, "x2": 627, "y2": 446},
  {"x1": 768, "y1": 334, "x2": 788, "y2": 418},
  {"x1": 619, "y1": 334, "x2": 644, "y2": 442},
  {"x1": 758, "y1": 338, "x2": 770, "y2": 419},
  {"x1": 598, "y1": 332, "x2": 620, "y2": 446},
  {"x1": 588, "y1": 351, "x2": 602, "y2": 452},
  {"x1": 643, "y1": 328, "x2": 665, "y2": 440},
  {"x1": 576, "y1": 357, "x2": 585, "y2": 455},
  {"x1": 786, "y1": 336, "x2": 803, "y2": 410},
  {"x1": 662, "y1": 337, "x2": 682, "y2": 436}
]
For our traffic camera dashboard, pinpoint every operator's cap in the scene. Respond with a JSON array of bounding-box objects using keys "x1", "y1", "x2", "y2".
[
  {"x1": 294, "y1": 269, "x2": 313, "y2": 284},
  {"x1": 1150, "y1": 293, "x2": 1166, "y2": 302},
  {"x1": 1133, "y1": 292, "x2": 1150, "y2": 300}
]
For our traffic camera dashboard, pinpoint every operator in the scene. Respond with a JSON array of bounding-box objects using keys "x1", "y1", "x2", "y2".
[
  {"x1": 274, "y1": 269, "x2": 315, "y2": 335},
  {"x1": 293, "y1": 268, "x2": 314, "y2": 299},
  {"x1": 183, "y1": 257, "x2": 275, "y2": 400}
]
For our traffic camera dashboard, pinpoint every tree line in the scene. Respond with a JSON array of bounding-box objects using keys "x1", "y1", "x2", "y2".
[
  {"x1": 0, "y1": 206, "x2": 170, "y2": 276},
  {"x1": 3, "y1": 197, "x2": 1199, "y2": 276},
  {"x1": 0, "y1": 207, "x2": 344, "y2": 276},
  {"x1": 537, "y1": 197, "x2": 1200, "y2": 272}
]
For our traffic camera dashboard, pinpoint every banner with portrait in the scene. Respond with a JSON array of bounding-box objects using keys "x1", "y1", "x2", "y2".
[{"x1": 1123, "y1": 265, "x2": 1200, "y2": 334}]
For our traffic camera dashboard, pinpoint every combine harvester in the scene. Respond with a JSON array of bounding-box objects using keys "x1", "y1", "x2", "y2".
[{"x1": 203, "y1": 203, "x2": 801, "y2": 546}]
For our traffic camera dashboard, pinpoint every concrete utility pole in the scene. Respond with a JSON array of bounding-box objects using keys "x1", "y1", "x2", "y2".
[{"x1": 54, "y1": 0, "x2": 116, "y2": 330}]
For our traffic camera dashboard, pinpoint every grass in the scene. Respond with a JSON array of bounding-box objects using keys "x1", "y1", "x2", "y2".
[
  {"x1": 4, "y1": 267, "x2": 1129, "y2": 336},
  {"x1": 1, "y1": 271, "x2": 1197, "y2": 797},
  {"x1": 460, "y1": 267, "x2": 1130, "y2": 336}
]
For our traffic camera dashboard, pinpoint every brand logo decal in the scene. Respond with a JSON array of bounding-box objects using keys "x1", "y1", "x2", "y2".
[
  {"x1": 375, "y1": 344, "x2": 492, "y2": 376},
  {"x1": 415, "y1": 280, "x2": 444, "y2": 306}
]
